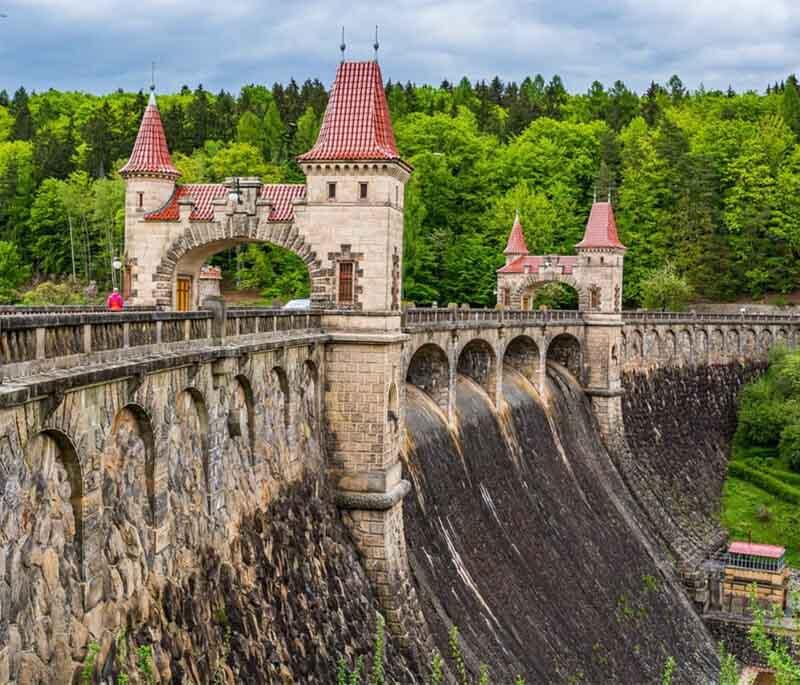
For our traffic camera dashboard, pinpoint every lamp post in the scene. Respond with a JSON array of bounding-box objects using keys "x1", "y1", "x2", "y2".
[{"x1": 112, "y1": 256, "x2": 122, "y2": 290}]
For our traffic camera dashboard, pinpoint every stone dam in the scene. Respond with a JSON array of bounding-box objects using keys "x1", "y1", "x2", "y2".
[{"x1": 0, "y1": 304, "x2": 791, "y2": 683}]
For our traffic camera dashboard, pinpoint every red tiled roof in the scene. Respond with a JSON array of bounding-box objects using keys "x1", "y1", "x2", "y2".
[
  {"x1": 145, "y1": 184, "x2": 226, "y2": 221},
  {"x1": 297, "y1": 61, "x2": 402, "y2": 164},
  {"x1": 576, "y1": 201, "x2": 625, "y2": 250},
  {"x1": 728, "y1": 541, "x2": 785, "y2": 558},
  {"x1": 145, "y1": 183, "x2": 305, "y2": 223},
  {"x1": 497, "y1": 255, "x2": 578, "y2": 275},
  {"x1": 261, "y1": 183, "x2": 306, "y2": 222},
  {"x1": 504, "y1": 212, "x2": 529, "y2": 255},
  {"x1": 120, "y1": 92, "x2": 180, "y2": 179}
]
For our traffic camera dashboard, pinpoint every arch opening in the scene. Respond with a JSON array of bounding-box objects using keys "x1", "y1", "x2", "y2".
[
  {"x1": 627, "y1": 329, "x2": 643, "y2": 364},
  {"x1": 27, "y1": 429, "x2": 84, "y2": 580},
  {"x1": 110, "y1": 404, "x2": 159, "y2": 528},
  {"x1": 503, "y1": 335, "x2": 540, "y2": 385},
  {"x1": 457, "y1": 338, "x2": 497, "y2": 403},
  {"x1": 512, "y1": 279, "x2": 580, "y2": 311},
  {"x1": 229, "y1": 375, "x2": 256, "y2": 465},
  {"x1": 271, "y1": 366, "x2": 291, "y2": 435},
  {"x1": 167, "y1": 237, "x2": 312, "y2": 311},
  {"x1": 406, "y1": 343, "x2": 450, "y2": 413},
  {"x1": 547, "y1": 334, "x2": 583, "y2": 382},
  {"x1": 172, "y1": 388, "x2": 211, "y2": 518}
]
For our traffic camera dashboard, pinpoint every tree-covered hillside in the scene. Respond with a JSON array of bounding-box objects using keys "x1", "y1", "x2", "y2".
[{"x1": 1, "y1": 73, "x2": 800, "y2": 305}]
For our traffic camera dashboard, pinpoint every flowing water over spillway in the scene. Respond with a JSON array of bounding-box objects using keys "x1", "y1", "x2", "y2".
[{"x1": 402, "y1": 365, "x2": 719, "y2": 684}]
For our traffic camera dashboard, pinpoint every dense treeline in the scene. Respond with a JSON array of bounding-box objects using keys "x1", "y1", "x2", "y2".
[{"x1": 1, "y1": 72, "x2": 800, "y2": 304}]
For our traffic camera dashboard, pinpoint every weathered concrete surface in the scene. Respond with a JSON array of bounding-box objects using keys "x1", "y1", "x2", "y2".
[
  {"x1": 617, "y1": 363, "x2": 765, "y2": 564},
  {"x1": 402, "y1": 367, "x2": 719, "y2": 684}
]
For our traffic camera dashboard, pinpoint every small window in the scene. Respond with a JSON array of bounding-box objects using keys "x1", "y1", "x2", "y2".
[
  {"x1": 137, "y1": 191, "x2": 144, "y2": 208},
  {"x1": 328, "y1": 182, "x2": 336, "y2": 200},
  {"x1": 359, "y1": 182, "x2": 368, "y2": 200},
  {"x1": 395, "y1": 186, "x2": 399, "y2": 204},
  {"x1": 338, "y1": 262, "x2": 354, "y2": 303}
]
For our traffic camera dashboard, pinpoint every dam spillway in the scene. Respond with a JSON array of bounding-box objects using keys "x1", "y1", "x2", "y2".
[{"x1": 402, "y1": 365, "x2": 720, "y2": 683}]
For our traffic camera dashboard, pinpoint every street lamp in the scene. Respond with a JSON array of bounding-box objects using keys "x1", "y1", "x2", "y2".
[{"x1": 112, "y1": 256, "x2": 122, "y2": 290}]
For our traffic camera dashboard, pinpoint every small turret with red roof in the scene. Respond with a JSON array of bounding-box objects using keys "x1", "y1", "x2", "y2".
[
  {"x1": 120, "y1": 90, "x2": 179, "y2": 180},
  {"x1": 503, "y1": 210, "x2": 529, "y2": 265}
]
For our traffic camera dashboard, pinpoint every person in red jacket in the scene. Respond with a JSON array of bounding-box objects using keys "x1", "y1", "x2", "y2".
[{"x1": 107, "y1": 287, "x2": 124, "y2": 311}]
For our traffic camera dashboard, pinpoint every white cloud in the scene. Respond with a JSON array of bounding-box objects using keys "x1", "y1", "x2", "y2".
[{"x1": 0, "y1": 0, "x2": 797, "y2": 93}]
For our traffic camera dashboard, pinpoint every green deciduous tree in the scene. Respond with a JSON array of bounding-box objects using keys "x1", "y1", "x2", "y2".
[{"x1": 639, "y1": 262, "x2": 694, "y2": 310}]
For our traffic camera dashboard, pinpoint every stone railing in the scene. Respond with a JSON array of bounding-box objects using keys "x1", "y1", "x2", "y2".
[
  {"x1": 0, "y1": 307, "x2": 324, "y2": 381},
  {"x1": 0, "y1": 304, "x2": 156, "y2": 315},
  {"x1": 402, "y1": 308, "x2": 583, "y2": 329},
  {"x1": 622, "y1": 311, "x2": 800, "y2": 325}
]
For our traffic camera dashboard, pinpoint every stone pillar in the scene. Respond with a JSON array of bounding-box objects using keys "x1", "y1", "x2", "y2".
[
  {"x1": 583, "y1": 316, "x2": 625, "y2": 441},
  {"x1": 323, "y1": 316, "x2": 412, "y2": 628}
]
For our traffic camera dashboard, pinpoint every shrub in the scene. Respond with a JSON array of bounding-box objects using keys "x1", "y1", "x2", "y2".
[
  {"x1": 736, "y1": 399, "x2": 788, "y2": 448},
  {"x1": 20, "y1": 281, "x2": 88, "y2": 305},
  {"x1": 727, "y1": 461, "x2": 800, "y2": 504},
  {"x1": 772, "y1": 353, "x2": 800, "y2": 399},
  {"x1": 0, "y1": 240, "x2": 30, "y2": 303},
  {"x1": 639, "y1": 262, "x2": 694, "y2": 311},
  {"x1": 780, "y1": 422, "x2": 800, "y2": 472}
]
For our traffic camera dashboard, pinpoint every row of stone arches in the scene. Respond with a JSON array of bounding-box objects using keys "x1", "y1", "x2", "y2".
[
  {"x1": 405, "y1": 333, "x2": 582, "y2": 411},
  {"x1": 17, "y1": 358, "x2": 319, "y2": 607},
  {"x1": 622, "y1": 326, "x2": 792, "y2": 365}
]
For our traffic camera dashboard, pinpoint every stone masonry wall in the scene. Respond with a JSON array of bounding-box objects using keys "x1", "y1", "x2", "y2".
[{"x1": 0, "y1": 339, "x2": 426, "y2": 683}]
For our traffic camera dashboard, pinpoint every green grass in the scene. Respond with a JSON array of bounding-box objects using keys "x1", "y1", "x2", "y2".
[{"x1": 720, "y1": 477, "x2": 800, "y2": 566}]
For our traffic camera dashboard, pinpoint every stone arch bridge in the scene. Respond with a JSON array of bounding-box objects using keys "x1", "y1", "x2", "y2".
[{"x1": 0, "y1": 304, "x2": 797, "y2": 679}]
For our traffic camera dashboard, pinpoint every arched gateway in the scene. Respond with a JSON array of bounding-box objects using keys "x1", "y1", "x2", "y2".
[
  {"x1": 121, "y1": 70, "x2": 410, "y2": 312},
  {"x1": 496, "y1": 204, "x2": 627, "y2": 434}
]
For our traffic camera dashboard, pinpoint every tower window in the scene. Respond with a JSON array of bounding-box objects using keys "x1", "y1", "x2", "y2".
[
  {"x1": 137, "y1": 191, "x2": 144, "y2": 208},
  {"x1": 359, "y1": 182, "x2": 368, "y2": 200},
  {"x1": 338, "y1": 262, "x2": 354, "y2": 303},
  {"x1": 328, "y1": 182, "x2": 336, "y2": 200},
  {"x1": 395, "y1": 186, "x2": 399, "y2": 204}
]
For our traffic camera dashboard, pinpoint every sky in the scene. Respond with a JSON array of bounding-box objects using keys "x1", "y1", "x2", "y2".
[{"x1": 0, "y1": 0, "x2": 798, "y2": 96}]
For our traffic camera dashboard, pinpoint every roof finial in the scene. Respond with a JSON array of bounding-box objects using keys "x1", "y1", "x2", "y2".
[
  {"x1": 148, "y1": 61, "x2": 157, "y2": 106},
  {"x1": 340, "y1": 26, "x2": 346, "y2": 62},
  {"x1": 373, "y1": 25, "x2": 380, "y2": 61},
  {"x1": 593, "y1": 186, "x2": 597, "y2": 203},
  {"x1": 607, "y1": 187, "x2": 612, "y2": 204},
  {"x1": 514, "y1": 208, "x2": 520, "y2": 223}
]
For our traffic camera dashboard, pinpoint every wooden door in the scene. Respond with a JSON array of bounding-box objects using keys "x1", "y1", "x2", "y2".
[{"x1": 176, "y1": 276, "x2": 192, "y2": 312}]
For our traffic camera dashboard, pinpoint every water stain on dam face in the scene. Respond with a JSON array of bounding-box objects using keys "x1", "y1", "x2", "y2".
[{"x1": 402, "y1": 364, "x2": 719, "y2": 684}]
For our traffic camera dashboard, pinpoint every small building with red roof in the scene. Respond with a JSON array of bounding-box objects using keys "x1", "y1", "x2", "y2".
[
  {"x1": 123, "y1": 59, "x2": 409, "y2": 312},
  {"x1": 496, "y1": 202, "x2": 625, "y2": 314},
  {"x1": 721, "y1": 540, "x2": 790, "y2": 613}
]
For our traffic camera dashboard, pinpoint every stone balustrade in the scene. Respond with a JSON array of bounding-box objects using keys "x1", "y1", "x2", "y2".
[
  {"x1": 401, "y1": 307, "x2": 583, "y2": 329},
  {"x1": 0, "y1": 307, "x2": 323, "y2": 381}
]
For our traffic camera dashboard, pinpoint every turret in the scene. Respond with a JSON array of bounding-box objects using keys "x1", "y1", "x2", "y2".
[
  {"x1": 295, "y1": 60, "x2": 411, "y2": 311},
  {"x1": 503, "y1": 210, "x2": 529, "y2": 266},
  {"x1": 575, "y1": 201, "x2": 625, "y2": 315},
  {"x1": 120, "y1": 89, "x2": 179, "y2": 302}
]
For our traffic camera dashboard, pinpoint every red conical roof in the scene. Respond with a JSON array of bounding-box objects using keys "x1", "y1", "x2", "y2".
[
  {"x1": 120, "y1": 92, "x2": 180, "y2": 179},
  {"x1": 503, "y1": 211, "x2": 529, "y2": 255},
  {"x1": 576, "y1": 201, "x2": 625, "y2": 250},
  {"x1": 297, "y1": 61, "x2": 404, "y2": 165}
]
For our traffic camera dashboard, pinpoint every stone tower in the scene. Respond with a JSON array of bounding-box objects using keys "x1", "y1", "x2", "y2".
[
  {"x1": 574, "y1": 201, "x2": 626, "y2": 437},
  {"x1": 295, "y1": 61, "x2": 411, "y2": 311},
  {"x1": 295, "y1": 61, "x2": 414, "y2": 628},
  {"x1": 120, "y1": 90, "x2": 180, "y2": 301}
]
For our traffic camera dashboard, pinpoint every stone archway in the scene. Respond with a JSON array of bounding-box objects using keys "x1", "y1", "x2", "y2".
[
  {"x1": 510, "y1": 275, "x2": 583, "y2": 311},
  {"x1": 406, "y1": 343, "x2": 450, "y2": 413},
  {"x1": 547, "y1": 333, "x2": 583, "y2": 382},
  {"x1": 457, "y1": 338, "x2": 497, "y2": 403},
  {"x1": 152, "y1": 214, "x2": 323, "y2": 310}
]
